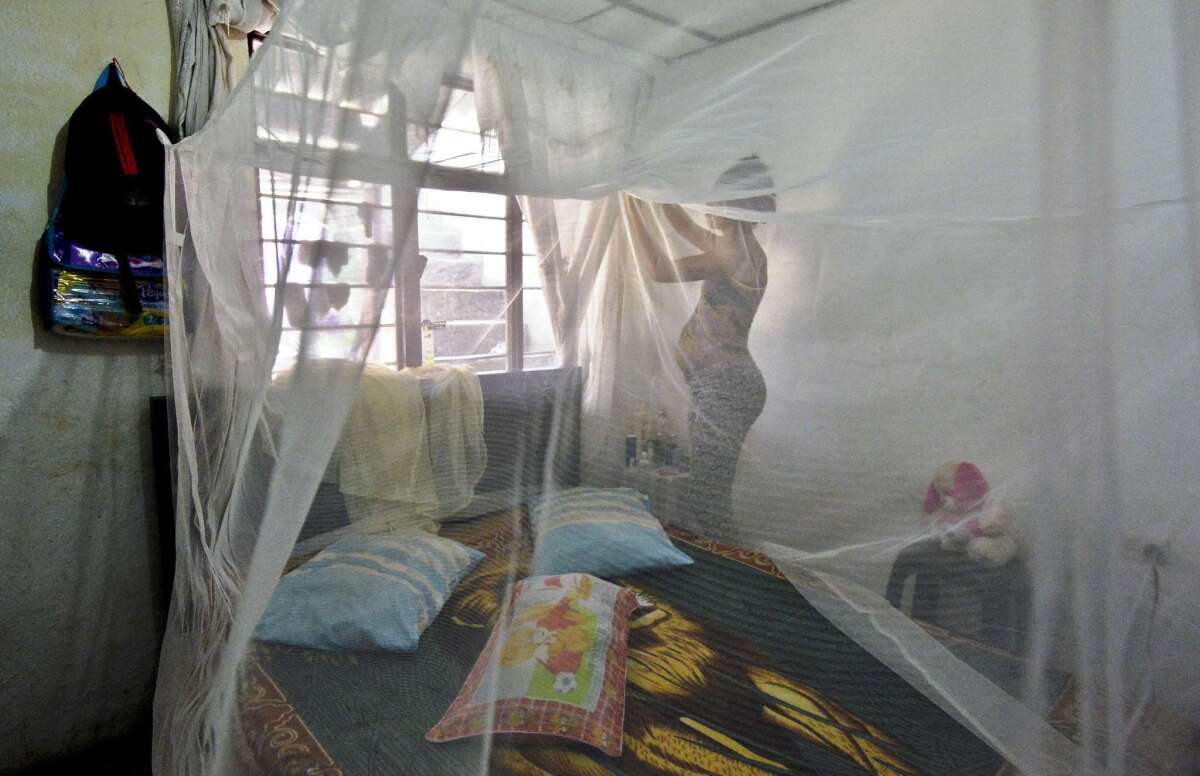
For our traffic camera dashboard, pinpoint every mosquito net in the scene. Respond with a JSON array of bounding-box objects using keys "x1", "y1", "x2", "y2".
[{"x1": 154, "y1": 0, "x2": 1200, "y2": 774}]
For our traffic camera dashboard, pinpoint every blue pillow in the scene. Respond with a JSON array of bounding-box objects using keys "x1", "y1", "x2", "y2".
[
  {"x1": 531, "y1": 487, "x2": 694, "y2": 577},
  {"x1": 255, "y1": 532, "x2": 483, "y2": 651}
]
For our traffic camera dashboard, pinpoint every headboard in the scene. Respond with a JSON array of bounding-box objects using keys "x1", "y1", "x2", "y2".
[
  {"x1": 149, "y1": 366, "x2": 582, "y2": 579},
  {"x1": 469, "y1": 366, "x2": 582, "y2": 496}
]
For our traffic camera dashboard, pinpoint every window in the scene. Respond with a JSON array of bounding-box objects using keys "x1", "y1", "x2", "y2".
[
  {"x1": 257, "y1": 68, "x2": 556, "y2": 374},
  {"x1": 416, "y1": 187, "x2": 556, "y2": 373}
]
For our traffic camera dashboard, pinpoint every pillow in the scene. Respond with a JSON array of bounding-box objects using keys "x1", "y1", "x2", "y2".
[
  {"x1": 342, "y1": 494, "x2": 439, "y2": 534},
  {"x1": 531, "y1": 487, "x2": 694, "y2": 577},
  {"x1": 426, "y1": 574, "x2": 637, "y2": 756},
  {"x1": 254, "y1": 532, "x2": 483, "y2": 651}
]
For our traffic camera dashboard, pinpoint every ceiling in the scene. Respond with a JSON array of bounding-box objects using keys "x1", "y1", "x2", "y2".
[{"x1": 495, "y1": 0, "x2": 841, "y2": 61}]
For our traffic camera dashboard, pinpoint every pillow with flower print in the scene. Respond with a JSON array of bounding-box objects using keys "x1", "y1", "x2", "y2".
[{"x1": 426, "y1": 573, "x2": 637, "y2": 757}]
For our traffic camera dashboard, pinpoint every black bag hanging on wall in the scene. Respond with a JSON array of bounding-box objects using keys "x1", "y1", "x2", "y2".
[{"x1": 39, "y1": 60, "x2": 176, "y2": 338}]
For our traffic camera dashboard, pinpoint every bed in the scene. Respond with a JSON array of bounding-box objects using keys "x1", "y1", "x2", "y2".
[
  {"x1": 238, "y1": 508, "x2": 1076, "y2": 776},
  {"x1": 150, "y1": 370, "x2": 1075, "y2": 775}
]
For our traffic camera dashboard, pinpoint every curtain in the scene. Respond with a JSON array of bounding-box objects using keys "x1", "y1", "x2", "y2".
[{"x1": 167, "y1": 0, "x2": 277, "y2": 136}]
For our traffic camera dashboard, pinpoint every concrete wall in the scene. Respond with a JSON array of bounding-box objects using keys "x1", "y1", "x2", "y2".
[{"x1": 0, "y1": 1, "x2": 171, "y2": 768}]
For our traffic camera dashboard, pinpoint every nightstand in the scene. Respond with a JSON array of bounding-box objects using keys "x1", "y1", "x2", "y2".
[
  {"x1": 885, "y1": 538, "x2": 1031, "y2": 655},
  {"x1": 622, "y1": 465, "x2": 690, "y2": 528}
]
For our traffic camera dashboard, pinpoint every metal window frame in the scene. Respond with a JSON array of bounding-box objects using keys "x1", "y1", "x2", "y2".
[
  {"x1": 392, "y1": 82, "x2": 527, "y2": 371},
  {"x1": 255, "y1": 74, "x2": 532, "y2": 374},
  {"x1": 397, "y1": 186, "x2": 523, "y2": 370}
]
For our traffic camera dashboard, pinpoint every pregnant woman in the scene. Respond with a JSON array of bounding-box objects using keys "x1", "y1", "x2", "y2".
[{"x1": 626, "y1": 157, "x2": 775, "y2": 541}]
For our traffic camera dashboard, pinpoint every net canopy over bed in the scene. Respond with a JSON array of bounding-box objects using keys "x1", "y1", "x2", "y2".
[{"x1": 155, "y1": 0, "x2": 1200, "y2": 773}]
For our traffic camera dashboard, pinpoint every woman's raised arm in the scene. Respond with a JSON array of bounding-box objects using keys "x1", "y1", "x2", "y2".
[{"x1": 623, "y1": 195, "x2": 729, "y2": 282}]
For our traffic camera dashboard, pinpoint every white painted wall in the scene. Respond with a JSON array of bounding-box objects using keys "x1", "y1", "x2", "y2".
[
  {"x1": 0, "y1": 1, "x2": 171, "y2": 767},
  {"x1": 671, "y1": 0, "x2": 1200, "y2": 722}
]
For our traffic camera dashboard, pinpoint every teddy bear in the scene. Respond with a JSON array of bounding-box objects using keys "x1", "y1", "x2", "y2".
[{"x1": 923, "y1": 461, "x2": 1018, "y2": 567}]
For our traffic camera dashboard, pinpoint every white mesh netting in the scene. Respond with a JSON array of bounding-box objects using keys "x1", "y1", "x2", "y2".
[{"x1": 154, "y1": 1, "x2": 1200, "y2": 774}]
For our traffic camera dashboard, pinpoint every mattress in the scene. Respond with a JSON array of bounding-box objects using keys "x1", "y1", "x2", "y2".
[{"x1": 239, "y1": 510, "x2": 1074, "y2": 776}]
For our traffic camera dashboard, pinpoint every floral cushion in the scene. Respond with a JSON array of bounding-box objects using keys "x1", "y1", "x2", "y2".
[{"x1": 426, "y1": 573, "x2": 638, "y2": 756}]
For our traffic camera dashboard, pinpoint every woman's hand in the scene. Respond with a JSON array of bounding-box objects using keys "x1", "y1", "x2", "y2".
[
  {"x1": 662, "y1": 203, "x2": 719, "y2": 250},
  {"x1": 624, "y1": 195, "x2": 740, "y2": 282}
]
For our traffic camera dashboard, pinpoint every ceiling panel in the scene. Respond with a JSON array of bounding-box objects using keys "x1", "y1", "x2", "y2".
[
  {"x1": 615, "y1": 0, "x2": 832, "y2": 41},
  {"x1": 497, "y1": 0, "x2": 610, "y2": 26},
  {"x1": 577, "y1": 6, "x2": 711, "y2": 60}
]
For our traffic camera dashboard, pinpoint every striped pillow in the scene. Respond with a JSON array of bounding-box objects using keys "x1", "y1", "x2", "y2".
[
  {"x1": 255, "y1": 532, "x2": 483, "y2": 651},
  {"x1": 531, "y1": 487, "x2": 693, "y2": 577}
]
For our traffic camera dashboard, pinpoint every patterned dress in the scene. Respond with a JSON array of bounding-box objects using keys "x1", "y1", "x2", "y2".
[{"x1": 676, "y1": 224, "x2": 767, "y2": 541}]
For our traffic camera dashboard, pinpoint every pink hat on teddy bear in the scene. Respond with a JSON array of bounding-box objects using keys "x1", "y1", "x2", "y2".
[{"x1": 923, "y1": 461, "x2": 989, "y2": 514}]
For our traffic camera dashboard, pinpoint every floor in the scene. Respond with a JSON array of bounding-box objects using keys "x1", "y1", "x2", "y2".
[
  {"x1": 1128, "y1": 701, "x2": 1200, "y2": 776},
  {"x1": 9, "y1": 723, "x2": 152, "y2": 776}
]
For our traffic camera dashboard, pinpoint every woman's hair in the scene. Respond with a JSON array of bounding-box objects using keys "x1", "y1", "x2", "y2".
[{"x1": 716, "y1": 155, "x2": 777, "y2": 214}]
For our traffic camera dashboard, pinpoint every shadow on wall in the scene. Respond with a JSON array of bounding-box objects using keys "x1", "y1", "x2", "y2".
[
  {"x1": 0, "y1": 119, "x2": 167, "y2": 768},
  {"x1": 0, "y1": 344, "x2": 167, "y2": 765}
]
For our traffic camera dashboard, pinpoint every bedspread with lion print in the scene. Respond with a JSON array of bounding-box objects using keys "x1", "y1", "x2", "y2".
[{"x1": 242, "y1": 510, "x2": 1066, "y2": 776}]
